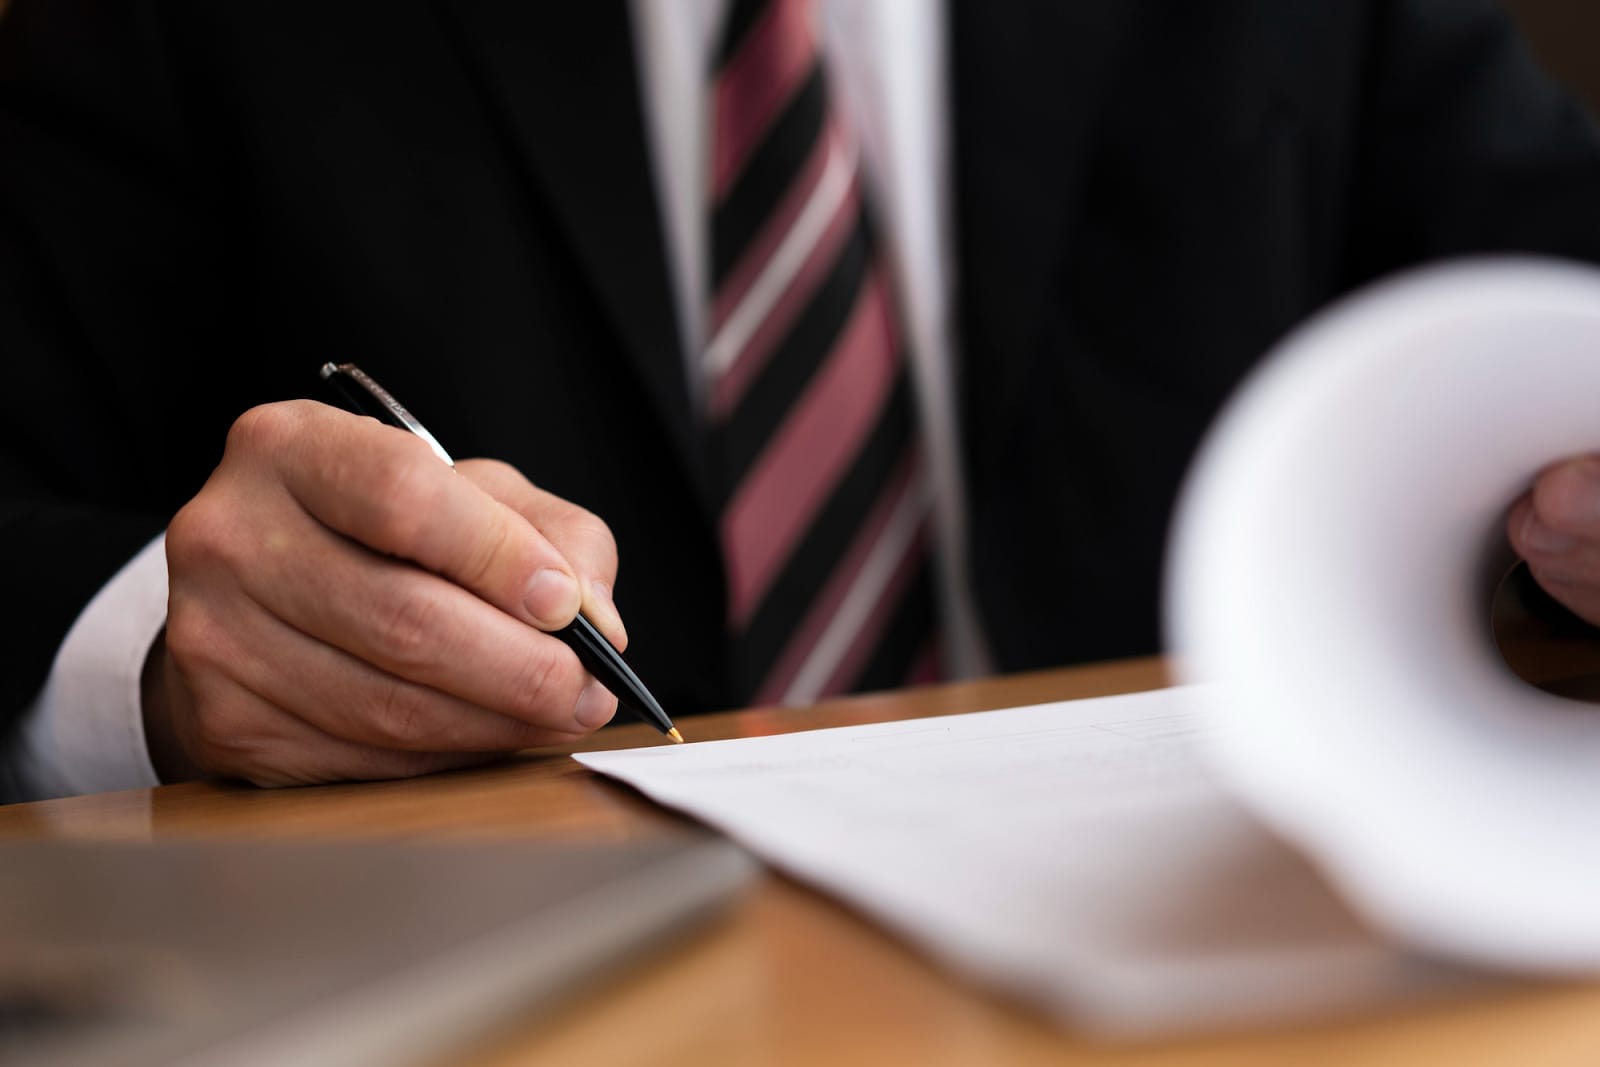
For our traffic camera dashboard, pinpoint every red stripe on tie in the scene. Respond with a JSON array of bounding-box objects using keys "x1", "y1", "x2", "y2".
[
  {"x1": 720, "y1": 273, "x2": 900, "y2": 623},
  {"x1": 750, "y1": 449, "x2": 921, "y2": 699},
  {"x1": 710, "y1": 123, "x2": 839, "y2": 336},
  {"x1": 711, "y1": 0, "x2": 816, "y2": 199},
  {"x1": 761, "y1": 517, "x2": 933, "y2": 705},
  {"x1": 709, "y1": 181, "x2": 859, "y2": 419}
]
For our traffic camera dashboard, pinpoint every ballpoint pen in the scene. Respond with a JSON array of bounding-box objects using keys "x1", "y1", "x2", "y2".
[{"x1": 319, "y1": 361, "x2": 684, "y2": 744}]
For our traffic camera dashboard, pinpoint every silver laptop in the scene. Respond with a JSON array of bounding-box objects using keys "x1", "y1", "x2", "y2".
[{"x1": 0, "y1": 832, "x2": 754, "y2": 1066}]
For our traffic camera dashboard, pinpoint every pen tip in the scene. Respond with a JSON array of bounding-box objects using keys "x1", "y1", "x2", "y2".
[{"x1": 667, "y1": 728, "x2": 685, "y2": 745}]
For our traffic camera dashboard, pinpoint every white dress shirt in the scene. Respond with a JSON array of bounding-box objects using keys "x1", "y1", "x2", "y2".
[
  {"x1": 6, "y1": 0, "x2": 987, "y2": 801},
  {"x1": 10, "y1": 534, "x2": 168, "y2": 799}
]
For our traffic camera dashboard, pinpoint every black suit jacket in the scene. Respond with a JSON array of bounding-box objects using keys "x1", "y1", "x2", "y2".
[{"x1": 2, "y1": 0, "x2": 1599, "y2": 733}]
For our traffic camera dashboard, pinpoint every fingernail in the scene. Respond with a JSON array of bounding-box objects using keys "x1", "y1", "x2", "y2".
[
  {"x1": 589, "y1": 580, "x2": 628, "y2": 647},
  {"x1": 524, "y1": 568, "x2": 579, "y2": 627},
  {"x1": 573, "y1": 679, "x2": 617, "y2": 729},
  {"x1": 1522, "y1": 514, "x2": 1576, "y2": 555}
]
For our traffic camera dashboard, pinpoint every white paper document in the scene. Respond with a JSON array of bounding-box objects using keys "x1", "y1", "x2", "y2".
[
  {"x1": 1169, "y1": 258, "x2": 1600, "y2": 970},
  {"x1": 577, "y1": 687, "x2": 1466, "y2": 1034}
]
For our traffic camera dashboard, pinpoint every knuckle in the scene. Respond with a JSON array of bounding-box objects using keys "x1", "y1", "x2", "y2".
[
  {"x1": 372, "y1": 588, "x2": 442, "y2": 673},
  {"x1": 366, "y1": 447, "x2": 422, "y2": 506},
  {"x1": 187, "y1": 695, "x2": 269, "y2": 770},
  {"x1": 571, "y1": 509, "x2": 615, "y2": 550},
  {"x1": 362, "y1": 448, "x2": 444, "y2": 553},
  {"x1": 459, "y1": 506, "x2": 517, "y2": 590},
  {"x1": 162, "y1": 602, "x2": 230, "y2": 675},
  {"x1": 225, "y1": 402, "x2": 301, "y2": 457},
  {"x1": 161, "y1": 611, "x2": 204, "y2": 671},
  {"x1": 363, "y1": 681, "x2": 438, "y2": 749},
  {"x1": 166, "y1": 498, "x2": 237, "y2": 574},
  {"x1": 508, "y1": 643, "x2": 579, "y2": 722},
  {"x1": 563, "y1": 508, "x2": 619, "y2": 574}
]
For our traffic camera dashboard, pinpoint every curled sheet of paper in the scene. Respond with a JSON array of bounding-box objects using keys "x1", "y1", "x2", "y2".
[{"x1": 1168, "y1": 258, "x2": 1600, "y2": 972}]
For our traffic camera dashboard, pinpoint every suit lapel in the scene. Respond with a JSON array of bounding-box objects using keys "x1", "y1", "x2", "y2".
[
  {"x1": 435, "y1": 0, "x2": 709, "y2": 503},
  {"x1": 949, "y1": 1, "x2": 1136, "y2": 443}
]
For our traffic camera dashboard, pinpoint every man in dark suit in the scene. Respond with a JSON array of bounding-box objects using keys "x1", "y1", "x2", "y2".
[{"x1": 3, "y1": 0, "x2": 1600, "y2": 798}]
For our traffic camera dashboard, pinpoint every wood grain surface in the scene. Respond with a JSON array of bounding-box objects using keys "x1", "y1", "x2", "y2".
[{"x1": 5, "y1": 658, "x2": 1599, "y2": 1066}]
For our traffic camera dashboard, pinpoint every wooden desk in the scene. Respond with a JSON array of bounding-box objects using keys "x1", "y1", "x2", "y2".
[{"x1": 4, "y1": 658, "x2": 1600, "y2": 1066}]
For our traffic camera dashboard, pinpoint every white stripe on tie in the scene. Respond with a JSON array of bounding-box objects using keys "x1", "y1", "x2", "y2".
[
  {"x1": 781, "y1": 468, "x2": 930, "y2": 704},
  {"x1": 705, "y1": 135, "x2": 856, "y2": 381}
]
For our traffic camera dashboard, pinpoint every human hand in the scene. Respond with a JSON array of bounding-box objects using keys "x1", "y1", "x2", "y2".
[
  {"x1": 144, "y1": 400, "x2": 627, "y2": 786},
  {"x1": 1507, "y1": 456, "x2": 1600, "y2": 628}
]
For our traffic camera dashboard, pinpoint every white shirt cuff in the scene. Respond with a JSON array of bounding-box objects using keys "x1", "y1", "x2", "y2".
[{"x1": 10, "y1": 534, "x2": 168, "y2": 800}]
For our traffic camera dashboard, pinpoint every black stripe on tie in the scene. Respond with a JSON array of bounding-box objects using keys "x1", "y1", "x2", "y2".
[
  {"x1": 716, "y1": 0, "x2": 770, "y2": 70},
  {"x1": 733, "y1": 378, "x2": 918, "y2": 682},
  {"x1": 848, "y1": 556, "x2": 938, "y2": 694},
  {"x1": 712, "y1": 64, "x2": 826, "y2": 286},
  {"x1": 711, "y1": 217, "x2": 872, "y2": 495}
]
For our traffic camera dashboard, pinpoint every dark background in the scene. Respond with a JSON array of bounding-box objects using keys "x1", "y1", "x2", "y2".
[
  {"x1": 1506, "y1": 0, "x2": 1600, "y2": 112},
  {"x1": 0, "y1": 1, "x2": 1592, "y2": 109}
]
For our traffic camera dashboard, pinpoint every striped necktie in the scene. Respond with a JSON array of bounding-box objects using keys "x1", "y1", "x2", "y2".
[{"x1": 706, "y1": 0, "x2": 942, "y2": 706}]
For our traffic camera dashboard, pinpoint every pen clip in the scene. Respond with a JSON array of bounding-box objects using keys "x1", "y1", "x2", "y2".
[{"x1": 319, "y1": 362, "x2": 456, "y2": 467}]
